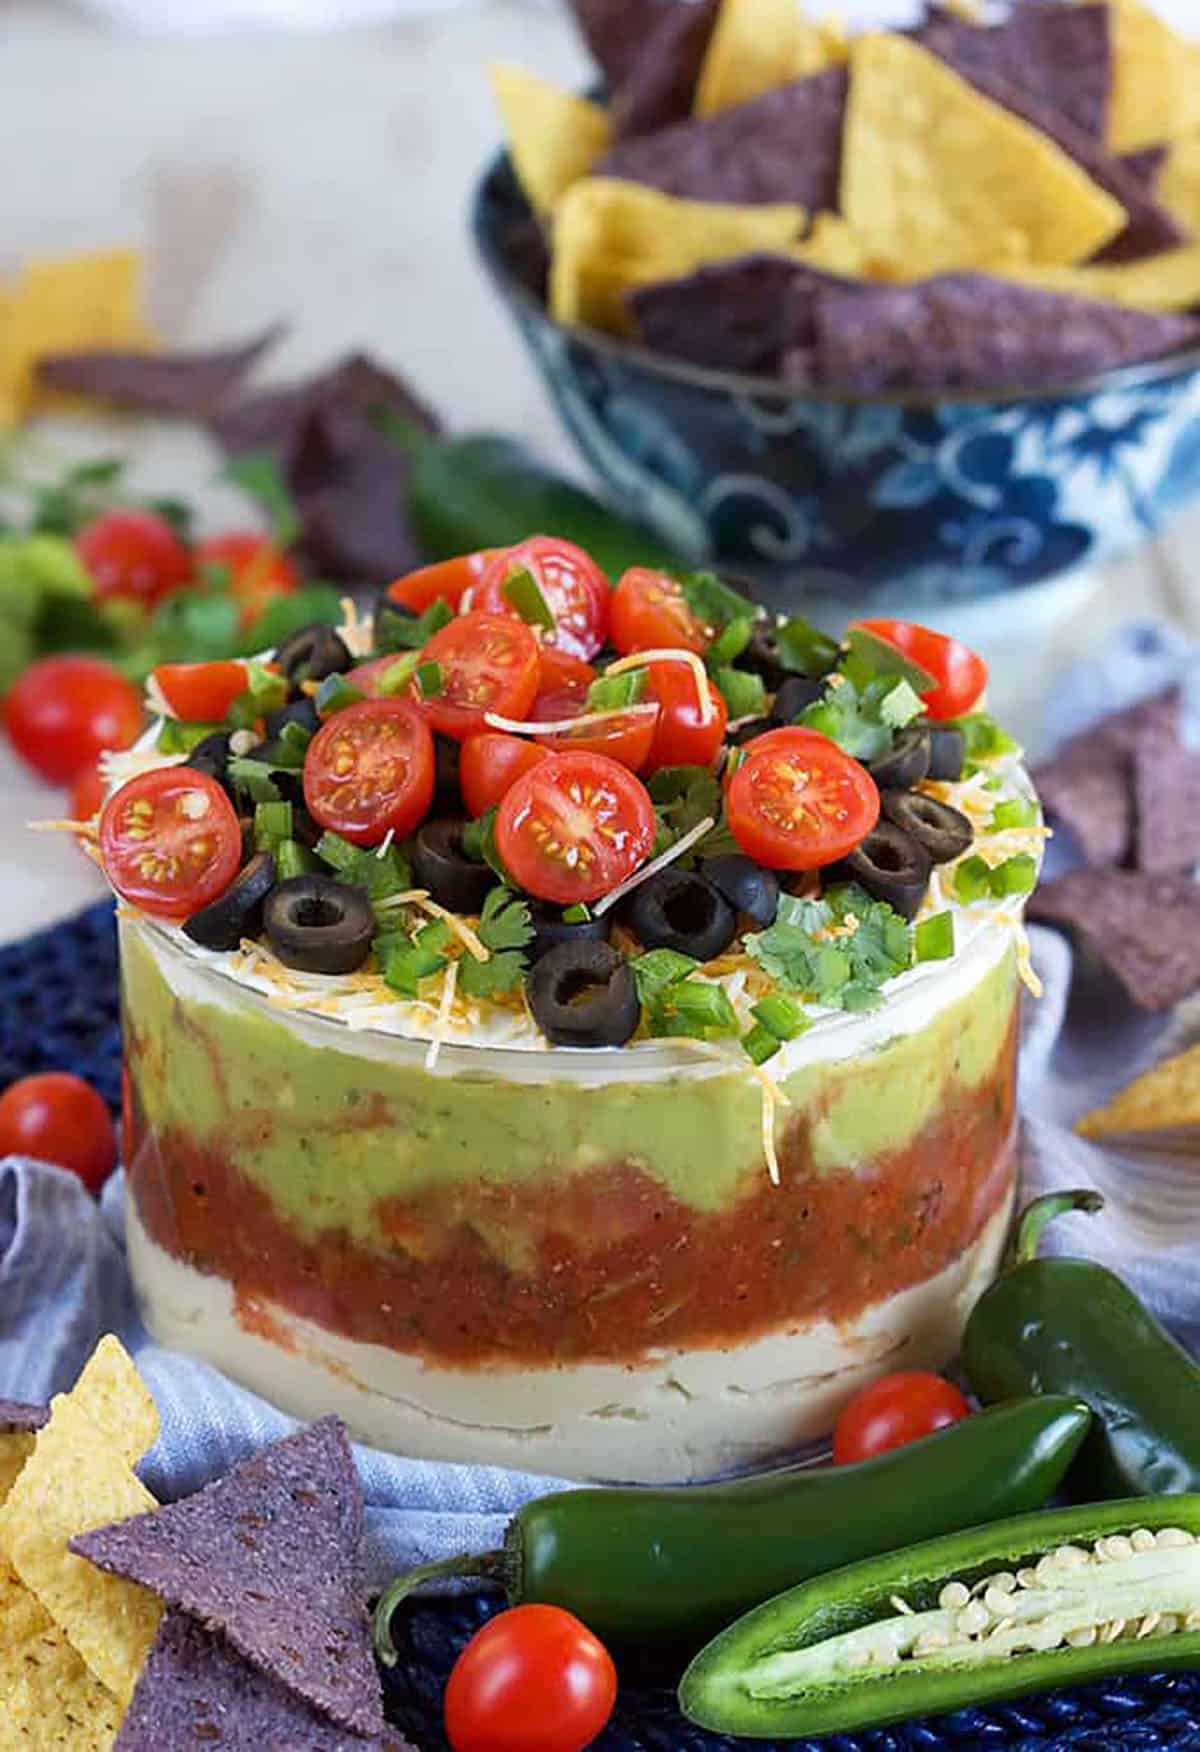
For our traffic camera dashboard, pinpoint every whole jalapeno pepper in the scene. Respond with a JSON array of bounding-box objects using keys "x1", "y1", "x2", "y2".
[
  {"x1": 375, "y1": 1395, "x2": 1091, "y2": 1652},
  {"x1": 963, "y1": 1189, "x2": 1200, "y2": 1499},
  {"x1": 681, "y1": 1494, "x2": 1200, "y2": 1739}
]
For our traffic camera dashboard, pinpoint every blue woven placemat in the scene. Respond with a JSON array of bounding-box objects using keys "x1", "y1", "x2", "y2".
[{"x1": 5, "y1": 899, "x2": 1200, "y2": 1752}]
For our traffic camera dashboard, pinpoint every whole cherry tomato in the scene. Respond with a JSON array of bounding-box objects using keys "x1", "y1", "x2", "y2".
[
  {"x1": 474, "y1": 536, "x2": 611, "y2": 661},
  {"x1": 0, "y1": 1073, "x2": 117, "y2": 1196},
  {"x1": 444, "y1": 1605, "x2": 617, "y2": 1752},
  {"x1": 643, "y1": 659, "x2": 727, "y2": 773},
  {"x1": 194, "y1": 531, "x2": 298, "y2": 629},
  {"x1": 75, "y1": 508, "x2": 192, "y2": 608},
  {"x1": 460, "y1": 733, "x2": 549, "y2": 818},
  {"x1": 833, "y1": 1370, "x2": 972, "y2": 1464},
  {"x1": 726, "y1": 726, "x2": 879, "y2": 871},
  {"x1": 851, "y1": 619, "x2": 987, "y2": 721},
  {"x1": 5, "y1": 655, "x2": 142, "y2": 785}
]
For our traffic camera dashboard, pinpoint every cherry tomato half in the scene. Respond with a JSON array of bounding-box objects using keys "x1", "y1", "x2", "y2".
[
  {"x1": 496, "y1": 750, "x2": 655, "y2": 905},
  {"x1": 0, "y1": 1073, "x2": 117, "y2": 1196},
  {"x1": 418, "y1": 612, "x2": 541, "y2": 742},
  {"x1": 387, "y1": 550, "x2": 499, "y2": 615},
  {"x1": 610, "y1": 567, "x2": 711, "y2": 656},
  {"x1": 531, "y1": 648, "x2": 597, "y2": 717},
  {"x1": 5, "y1": 655, "x2": 143, "y2": 785},
  {"x1": 643, "y1": 659, "x2": 727, "y2": 773},
  {"x1": 152, "y1": 660, "x2": 252, "y2": 723},
  {"x1": 444, "y1": 1605, "x2": 617, "y2": 1752},
  {"x1": 475, "y1": 535, "x2": 611, "y2": 661},
  {"x1": 726, "y1": 727, "x2": 880, "y2": 870},
  {"x1": 70, "y1": 759, "x2": 108, "y2": 824},
  {"x1": 460, "y1": 733, "x2": 549, "y2": 818},
  {"x1": 75, "y1": 508, "x2": 192, "y2": 608},
  {"x1": 194, "y1": 531, "x2": 299, "y2": 629},
  {"x1": 303, "y1": 698, "x2": 434, "y2": 847},
  {"x1": 852, "y1": 618, "x2": 987, "y2": 721},
  {"x1": 833, "y1": 1370, "x2": 971, "y2": 1464},
  {"x1": 99, "y1": 768, "x2": 243, "y2": 920}
]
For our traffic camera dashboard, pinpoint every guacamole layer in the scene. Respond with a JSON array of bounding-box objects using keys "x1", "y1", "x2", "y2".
[{"x1": 123, "y1": 922, "x2": 1019, "y2": 1367}]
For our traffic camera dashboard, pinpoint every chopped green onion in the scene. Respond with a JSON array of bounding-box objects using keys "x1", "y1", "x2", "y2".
[
  {"x1": 878, "y1": 677, "x2": 924, "y2": 729},
  {"x1": 650, "y1": 977, "x2": 738, "y2": 1038},
  {"x1": 990, "y1": 853, "x2": 1038, "y2": 896},
  {"x1": 951, "y1": 713, "x2": 1019, "y2": 761},
  {"x1": 502, "y1": 566, "x2": 555, "y2": 631},
  {"x1": 562, "y1": 902, "x2": 591, "y2": 924},
  {"x1": 415, "y1": 660, "x2": 443, "y2": 698},
  {"x1": 751, "y1": 993, "x2": 807, "y2": 1042},
  {"x1": 254, "y1": 800, "x2": 293, "y2": 852},
  {"x1": 588, "y1": 668, "x2": 646, "y2": 712},
  {"x1": 279, "y1": 718, "x2": 313, "y2": 756},
  {"x1": 275, "y1": 838, "x2": 320, "y2": 881},
  {"x1": 381, "y1": 920, "x2": 452, "y2": 997},
  {"x1": 705, "y1": 617, "x2": 753, "y2": 667},
  {"x1": 374, "y1": 596, "x2": 453, "y2": 653},
  {"x1": 954, "y1": 855, "x2": 994, "y2": 903},
  {"x1": 714, "y1": 666, "x2": 766, "y2": 721},
  {"x1": 315, "y1": 674, "x2": 366, "y2": 717},
  {"x1": 742, "y1": 1023, "x2": 781, "y2": 1066},
  {"x1": 724, "y1": 745, "x2": 748, "y2": 779},
  {"x1": 631, "y1": 949, "x2": 701, "y2": 1004},
  {"x1": 157, "y1": 719, "x2": 222, "y2": 754},
  {"x1": 375, "y1": 652, "x2": 422, "y2": 697},
  {"x1": 915, "y1": 910, "x2": 956, "y2": 962},
  {"x1": 990, "y1": 797, "x2": 1038, "y2": 831},
  {"x1": 225, "y1": 661, "x2": 289, "y2": 731}
]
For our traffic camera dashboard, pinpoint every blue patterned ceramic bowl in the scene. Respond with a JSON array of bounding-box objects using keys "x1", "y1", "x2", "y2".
[{"x1": 472, "y1": 151, "x2": 1200, "y2": 613}]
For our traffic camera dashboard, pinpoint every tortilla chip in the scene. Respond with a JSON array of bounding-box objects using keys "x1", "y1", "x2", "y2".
[
  {"x1": 0, "y1": 249, "x2": 156, "y2": 423},
  {"x1": 1161, "y1": 131, "x2": 1200, "y2": 238},
  {"x1": 1034, "y1": 756, "x2": 1132, "y2": 869},
  {"x1": 599, "y1": 68, "x2": 847, "y2": 212},
  {"x1": 73, "y1": 1418, "x2": 383, "y2": 1739},
  {"x1": 0, "y1": 1561, "x2": 123, "y2": 1750},
  {"x1": 842, "y1": 35, "x2": 1126, "y2": 275},
  {"x1": 630, "y1": 253, "x2": 844, "y2": 375},
  {"x1": 1109, "y1": 0, "x2": 1200, "y2": 155},
  {"x1": 489, "y1": 65, "x2": 610, "y2": 216},
  {"x1": 566, "y1": 0, "x2": 679, "y2": 91},
  {"x1": 551, "y1": 177, "x2": 805, "y2": 335},
  {"x1": 1028, "y1": 867, "x2": 1200, "y2": 1012},
  {"x1": 0, "y1": 1396, "x2": 162, "y2": 1706},
  {"x1": 1133, "y1": 736, "x2": 1200, "y2": 875},
  {"x1": 918, "y1": 3, "x2": 1112, "y2": 144},
  {"x1": 1078, "y1": 1041, "x2": 1200, "y2": 1139},
  {"x1": 36, "y1": 324, "x2": 282, "y2": 418},
  {"x1": 694, "y1": 0, "x2": 836, "y2": 118},
  {"x1": 610, "y1": 0, "x2": 719, "y2": 140},
  {"x1": 0, "y1": 1402, "x2": 46, "y2": 1436},
  {"x1": 1001, "y1": 245, "x2": 1200, "y2": 315},
  {"x1": 811, "y1": 273, "x2": 1199, "y2": 394},
  {"x1": 0, "y1": 1433, "x2": 36, "y2": 1506},
  {"x1": 1121, "y1": 145, "x2": 1169, "y2": 188},
  {"x1": 790, "y1": 211, "x2": 889, "y2": 277},
  {"x1": 71, "y1": 1336, "x2": 159, "y2": 1469}
]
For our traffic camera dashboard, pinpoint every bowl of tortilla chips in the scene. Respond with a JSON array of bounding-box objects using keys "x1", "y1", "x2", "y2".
[{"x1": 473, "y1": 0, "x2": 1200, "y2": 608}]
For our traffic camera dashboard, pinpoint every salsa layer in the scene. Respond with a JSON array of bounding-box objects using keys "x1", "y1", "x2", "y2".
[{"x1": 123, "y1": 923, "x2": 1019, "y2": 1368}]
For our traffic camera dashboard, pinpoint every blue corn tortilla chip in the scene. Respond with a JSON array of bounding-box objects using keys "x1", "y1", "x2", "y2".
[
  {"x1": 611, "y1": 0, "x2": 719, "y2": 140},
  {"x1": 34, "y1": 324, "x2": 283, "y2": 417},
  {"x1": 117, "y1": 1610, "x2": 411, "y2": 1751},
  {"x1": 73, "y1": 1417, "x2": 384, "y2": 1739},
  {"x1": 1029, "y1": 868, "x2": 1200, "y2": 1011},
  {"x1": 1122, "y1": 145, "x2": 1169, "y2": 188},
  {"x1": 629, "y1": 253, "x2": 846, "y2": 376},
  {"x1": 597, "y1": 68, "x2": 848, "y2": 213},
  {"x1": 1134, "y1": 735, "x2": 1200, "y2": 875},
  {"x1": 812, "y1": 274, "x2": 1200, "y2": 394},
  {"x1": 918, "y1": 3, "x2": 1111, "y2": 141},
  {"x1": 567, "y1": 0, "x2": 683, "y2": 91},
  {"x1": 0, "y1": 1400, "x2": 47, "y2": 1434},
  {"x1": 1032, "y1": 691, "x2": 1182, "y2": 870},
  {"x1": 916, "y1": 12, "x2": 1185, "y2": 264}
]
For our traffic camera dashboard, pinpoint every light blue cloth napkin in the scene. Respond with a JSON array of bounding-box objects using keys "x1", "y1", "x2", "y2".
[{"x1": 2, "y1": 621, "x2": 1199, "y2": 1593}]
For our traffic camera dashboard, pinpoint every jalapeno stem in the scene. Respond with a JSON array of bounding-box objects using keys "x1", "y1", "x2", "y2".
[
  {"x1": 1010, "y1": 1190, "x2": 1105, "y2": 1267},
  {"x1": 373, "y1": 1549, "x2": 504, "y2": 1665}
]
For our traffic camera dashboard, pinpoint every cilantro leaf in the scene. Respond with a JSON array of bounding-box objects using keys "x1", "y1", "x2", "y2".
[
  {"x1": 459, "y1": 948, "x2": 527, "y2": 999},
  {"x1": 227, "y1": 756, "x2": 283, "y2": 804},
  {"x1": 878, "y1": 677, "x2": 924, "y2": 729},
  {"x1": 799, "y1": 678, "x2": 893, "y2": 762},
  {"x1": 745, "y1": 886, "x2": 912, "y2": 1012},
  {"x1": 220, "y1": 452, "x2": 301, "y2": 548},
  {"x1": 315, "y1": 831, "x2": 412, "y2": 898},
  {"x1": 477, "y1": 886, "x2": 534, "y2": 952},
  {"x1": 774, "y1": 615, "x2": 840, "y2": 677},
  {"x1": 243, "y1": 585, "x2": 343, "y2": 653},
  {"x1": 841, "y1": 627, "x2": 935, "y2": 694},
  {"x1": 713, "y1": 666, "x2": 765, "y2": 720}
]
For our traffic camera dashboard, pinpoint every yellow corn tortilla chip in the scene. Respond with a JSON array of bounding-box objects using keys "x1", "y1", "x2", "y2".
[
  {"x1": 0, "y1": 248, "x2": 156, "y2": 424},
  {"x1": 1077, "y1": 1041, "x2": 1200, "y2": 1140},
  {"x1": 694, "y1": 0, "x2": 836, "y2": 118},
  {"x1": 552, "y1": 177, "x2": 805, "y2": 335},
  {"x1": 1160, "y1": 131, "x2": 1200, "y2": 238},
  {"x1": 0, "y1": 1561, "x2": 122, "y2": 1750},
  {"x1": 0, "y1": 1432, "x2": 35, "y2": 1506},
  {"x1": 841, "y1": 35, "x2": 1127, "y2": 276},
  {"x1": 489, "y1": 64, "x2": 610, "y2": 217},
  {"x1": 0, "y1": 1396, "x2": 162, "y2": 1707},
  {"x1": 998, "y1": 245, "x2": 1200, "y2": 315},
  {"x1": 71, "y1": 1335, "x2": 159, "y2": 1468},
  {"x1": 790, "y1": 211, "x2": 1027, "y2": 283},
  {"x1": 1109, "y1": 0, "x2": 1200, "y2": 156}
]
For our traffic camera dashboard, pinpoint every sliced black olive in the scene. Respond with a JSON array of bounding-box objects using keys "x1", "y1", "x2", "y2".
[
  {"x1": 836, "y1": 823, "x2": 931, "y2": 921},
  {"x1": 736, "y1": 620, "x2": 788, "y2": 691},
  {"x1": 868, "y1": 726, "x2": 932, "y2": 791},
  {"x1": 433, "y1": 734, "x2": 462, "y2": 813},
  {"x1": 526, "y1": 941, "x2": 640, "y2": 1047},
  {"x1": 412, "y1": 819, "x2": 493, "y2": 914},
  {"x1": 698, "y1": 854, "x2": 780, "y2": 928},
  {"x1": 264, "y1": 696, "x2": 320, "y2": 741},
  {"x1": 928, "y1": 726, "x2": 966, "y2": 782},
  {"x1": 727, "y1": 716, "x2": 773, "y2": 748},
  {"x1": 185, "y1": 730, "x2": 235, "y2": 799},
  {"x1": 263, "y1": 874, "x2": 374, "y2": 974},
  {"x1": 528, "y1": 901, "x2": 612, "y2": 964},
  {"x1": 183, "y1": 852, "x2": 277, "y2": 953},
  {"x1": 624, "y1": 869, "x2": 737, "y2": 962},
  {"x1": 290, "y1": 806, "x2": 324, "y2": 851},
  {"x1": 882, "y1": 790, "x2": 974, "y2": 865},
  {"x1": 274, "y1": 623, "x2": 352, "y2": 688},
  {"x1": 771, "y1": 674, "x2": 827, "y2": 724}
]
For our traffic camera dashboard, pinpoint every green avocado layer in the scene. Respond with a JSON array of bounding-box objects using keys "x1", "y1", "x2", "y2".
[{"x1": 122, "y1": 923, "x2": 1017, "y2": 1248}]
